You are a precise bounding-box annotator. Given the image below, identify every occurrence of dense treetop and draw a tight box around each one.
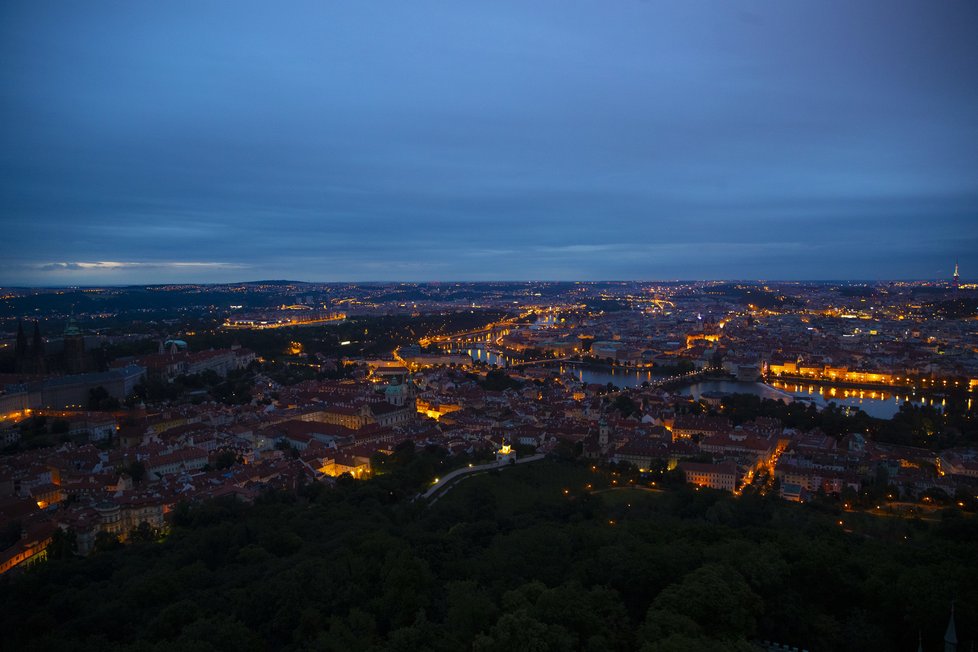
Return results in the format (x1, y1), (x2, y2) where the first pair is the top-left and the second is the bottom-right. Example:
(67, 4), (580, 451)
(2, 458), (975, 651)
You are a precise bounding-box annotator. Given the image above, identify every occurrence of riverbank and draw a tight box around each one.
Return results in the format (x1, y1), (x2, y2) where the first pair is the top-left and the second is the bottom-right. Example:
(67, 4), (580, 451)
(766, 373), (971, 396)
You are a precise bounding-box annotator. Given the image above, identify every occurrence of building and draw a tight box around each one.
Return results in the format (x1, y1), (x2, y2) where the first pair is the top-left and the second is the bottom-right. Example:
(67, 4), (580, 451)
(319, 453), (371, 479)
(679, 461), (739, 492)
(0, 523), (56, 575)
(39, 365), (146, 410)
(671, 415), (732, 441)
(62, 319), (88, 375)
(145, 448), (209, 479)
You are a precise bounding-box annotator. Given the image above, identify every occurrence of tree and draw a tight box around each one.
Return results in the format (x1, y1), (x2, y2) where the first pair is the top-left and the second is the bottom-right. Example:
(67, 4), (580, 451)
(128, 521), (155, 543)
(87, 386), (120, 411)
(92, 531), (121, 553)
(214, 450), (238, 470)
(612, 394), (638, 416)
(125, 460), (147, 485)
(46, 528), (77, 559)
(50, 419), (70, 434)
(474, 610), (575, 652)
(446, 581), (499, 641)
(482, 369), (521, 391)
(641, 563), (762, 642)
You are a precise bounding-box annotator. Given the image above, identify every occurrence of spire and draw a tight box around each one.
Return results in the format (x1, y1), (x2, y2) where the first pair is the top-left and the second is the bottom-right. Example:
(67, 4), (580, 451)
(31, 321), (44, 357)
(918, 631), (923, 652)
(945, 602), (957, 652)
(64, 316), (81, 337)
(28, 321), (46, 373)
(15, 320), (28, 359)
(953, 260), (960, 290)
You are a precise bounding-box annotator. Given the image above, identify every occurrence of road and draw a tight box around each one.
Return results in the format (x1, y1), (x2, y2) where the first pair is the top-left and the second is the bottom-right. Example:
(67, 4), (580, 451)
(419, 453), (547, 504)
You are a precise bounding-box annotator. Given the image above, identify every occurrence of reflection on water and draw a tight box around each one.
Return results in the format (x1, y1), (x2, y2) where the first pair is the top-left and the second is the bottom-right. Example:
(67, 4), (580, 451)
(466, 347), (511, 367)
(563, 366), (663, 387)
(464, 347), (664, 385)
(681, 381), (789, 403)
(531, 315), (561, 329)
(462, 347), (956, 421)
(681, 380), (948, 420)
(767, 380), (946, 419)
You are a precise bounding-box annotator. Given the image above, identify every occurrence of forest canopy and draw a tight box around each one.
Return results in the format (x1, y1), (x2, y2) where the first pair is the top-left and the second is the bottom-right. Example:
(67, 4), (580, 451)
(1, 460), (974, 651)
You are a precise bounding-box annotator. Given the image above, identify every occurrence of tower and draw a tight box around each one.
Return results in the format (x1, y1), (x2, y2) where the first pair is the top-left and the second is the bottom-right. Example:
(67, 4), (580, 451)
(63, 317), (87, 374)
(15, 321), (27, 358)
(598, 417), (610, 450)
(953, 261), (960, 290)
(385, 374), (406, 406)
(30, 321), (46, 374)
(14, 321), (29, 372)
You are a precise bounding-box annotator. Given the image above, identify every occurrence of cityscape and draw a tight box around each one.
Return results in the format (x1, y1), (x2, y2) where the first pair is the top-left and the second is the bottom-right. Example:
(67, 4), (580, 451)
(2, 1), (977, 651)
(1, 276), (975, 649)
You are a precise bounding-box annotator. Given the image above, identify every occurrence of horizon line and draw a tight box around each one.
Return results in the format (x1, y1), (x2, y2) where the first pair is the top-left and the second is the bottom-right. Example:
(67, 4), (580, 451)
(0, 278), (966, 290)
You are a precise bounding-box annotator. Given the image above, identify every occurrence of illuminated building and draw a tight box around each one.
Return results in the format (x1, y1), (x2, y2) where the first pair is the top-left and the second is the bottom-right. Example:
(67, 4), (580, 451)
(319, 454), (370, 479)
(223, 309), (345, 329)
(679, 461), (739, 492)
(0, 523), (56, 575)
(496, 440), (516, 464)
(416, 398), (462, 421)
(953, 260), (960, 290)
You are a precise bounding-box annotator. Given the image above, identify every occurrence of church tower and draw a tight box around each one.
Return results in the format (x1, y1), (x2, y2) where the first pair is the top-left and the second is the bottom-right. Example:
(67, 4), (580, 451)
(953, 261), (960, 290)
(385, 375), (406, 406)
(598, 417), (611, 450)
(63, 317), (87, 374)
(14, 321), (29, 372)
(30, 321), (46, 374)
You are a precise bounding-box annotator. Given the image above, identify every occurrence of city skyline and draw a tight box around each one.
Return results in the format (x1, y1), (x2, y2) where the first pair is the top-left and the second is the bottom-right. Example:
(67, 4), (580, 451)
(2, 1), (977, 285)
(0, 272), (971, 290)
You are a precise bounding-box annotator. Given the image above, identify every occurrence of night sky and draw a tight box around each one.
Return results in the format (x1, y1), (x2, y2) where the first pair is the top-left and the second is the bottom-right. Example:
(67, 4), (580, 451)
(2, 1), (976, 285)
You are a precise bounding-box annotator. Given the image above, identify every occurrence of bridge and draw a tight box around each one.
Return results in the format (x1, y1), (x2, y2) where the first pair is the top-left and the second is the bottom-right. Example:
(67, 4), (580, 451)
(418, 316), (524, 347)
(508, 356), (575, 367)
(651, 366), (724, 388)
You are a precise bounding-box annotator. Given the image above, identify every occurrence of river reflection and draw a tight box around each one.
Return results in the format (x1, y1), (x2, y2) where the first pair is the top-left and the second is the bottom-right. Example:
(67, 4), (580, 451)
(465, 347), (512, 367)
(462, 347), (951, 420)
(767, 380), (946, 419)
(681, 380), (945, 420)
(561, 366), (667, 387)
(465, 347), (667, 384)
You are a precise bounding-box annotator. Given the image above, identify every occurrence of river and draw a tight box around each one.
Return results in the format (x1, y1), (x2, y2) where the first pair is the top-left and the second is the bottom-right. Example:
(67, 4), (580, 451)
(463, 346), (951, 419)
(679, 380), (950, 420)
(762, 379), (951, 419)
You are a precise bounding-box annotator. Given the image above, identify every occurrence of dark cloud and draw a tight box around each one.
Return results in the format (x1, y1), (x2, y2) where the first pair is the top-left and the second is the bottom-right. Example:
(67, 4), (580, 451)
(1, 1), (976, 284)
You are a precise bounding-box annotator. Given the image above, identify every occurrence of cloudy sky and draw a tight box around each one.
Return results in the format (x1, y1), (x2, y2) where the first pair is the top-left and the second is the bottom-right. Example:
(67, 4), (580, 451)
(1, 1), (976, 285)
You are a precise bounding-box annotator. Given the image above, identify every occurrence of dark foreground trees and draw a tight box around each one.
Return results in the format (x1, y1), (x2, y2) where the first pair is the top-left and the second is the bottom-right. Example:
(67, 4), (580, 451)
(1, 461), (974, 651)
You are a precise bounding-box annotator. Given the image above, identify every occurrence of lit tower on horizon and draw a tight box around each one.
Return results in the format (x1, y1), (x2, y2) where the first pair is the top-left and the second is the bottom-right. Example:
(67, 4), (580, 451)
(953, 260), (960, 290)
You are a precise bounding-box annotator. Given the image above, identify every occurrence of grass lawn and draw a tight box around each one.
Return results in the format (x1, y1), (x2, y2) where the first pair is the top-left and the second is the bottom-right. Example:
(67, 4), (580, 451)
(595, 485), (664, 507)
(432, 459), (616, 517)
